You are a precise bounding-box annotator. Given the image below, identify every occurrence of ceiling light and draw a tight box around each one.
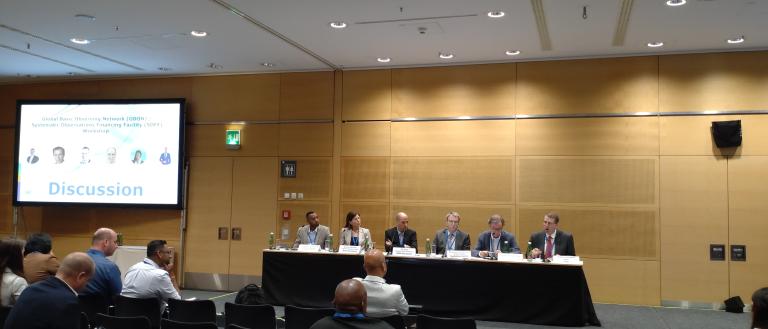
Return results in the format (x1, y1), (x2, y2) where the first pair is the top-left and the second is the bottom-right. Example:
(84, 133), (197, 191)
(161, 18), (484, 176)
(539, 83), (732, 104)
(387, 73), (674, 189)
(665, 0), (686, 6)
(329, 21), (347, 29)
(70, 38), (90, 45)
(208, 63), (223, 70)
(505, 50), (521, 56)
(74, 14), (96, 21)
(439, 52), (454, 59)
(487, 11), (505, 18)
(647, 41), (664, 48)
(261, 62), (275, 67)
(402, 117), (417, 121)
(458, 116), (472, 120)
(727, 36), (745, 44)
(377, 57), (391, 63)
(190, 30), (208, 37)
(157, 67), (171, 71)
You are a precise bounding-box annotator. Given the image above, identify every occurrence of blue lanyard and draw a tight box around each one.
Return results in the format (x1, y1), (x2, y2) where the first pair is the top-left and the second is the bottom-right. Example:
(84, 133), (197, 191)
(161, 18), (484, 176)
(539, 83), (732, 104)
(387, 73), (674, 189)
(334, 312), (365, 319)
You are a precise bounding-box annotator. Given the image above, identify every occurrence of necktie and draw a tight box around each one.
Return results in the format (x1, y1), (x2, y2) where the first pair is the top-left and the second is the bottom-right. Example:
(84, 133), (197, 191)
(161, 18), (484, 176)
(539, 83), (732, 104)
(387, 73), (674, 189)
(448, 233), (455, 251)
(545, 235), (553, 259)
(398, 232), (404, 246)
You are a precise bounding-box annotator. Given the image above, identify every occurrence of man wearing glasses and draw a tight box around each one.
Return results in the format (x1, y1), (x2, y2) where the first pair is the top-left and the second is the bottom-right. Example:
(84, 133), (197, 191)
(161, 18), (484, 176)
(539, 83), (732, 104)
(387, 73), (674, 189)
(528, 212), (575, 260)
(433, 212), (471, 255)
(121, 240), (180, 310)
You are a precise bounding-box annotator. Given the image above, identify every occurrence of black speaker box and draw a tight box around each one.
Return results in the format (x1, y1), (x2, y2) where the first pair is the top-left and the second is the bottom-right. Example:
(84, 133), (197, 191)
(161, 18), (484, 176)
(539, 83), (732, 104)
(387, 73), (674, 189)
(724, 296), (744, 313)
(711, 120), (742, 148)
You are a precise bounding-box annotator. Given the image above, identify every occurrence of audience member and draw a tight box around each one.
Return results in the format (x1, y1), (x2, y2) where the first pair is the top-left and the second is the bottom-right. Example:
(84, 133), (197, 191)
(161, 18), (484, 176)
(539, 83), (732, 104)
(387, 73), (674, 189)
(753, 287), (768, 329)
(121, 240), (180, 310)
(81, 228), (122, 304)
(309, 279), (394, 329)
(433, 212), (471, 255)
(0, 239), (27, 307)
(528, 212), (576, 259)
(384, 212), (417, 253)
(3, 252), (95, 329)
(293, 211), (331, 249)
(354, 249), (408, 317)
(23, 233), (60, 284)
(341, 211), (372, 248)
(473, 214), (520, 257)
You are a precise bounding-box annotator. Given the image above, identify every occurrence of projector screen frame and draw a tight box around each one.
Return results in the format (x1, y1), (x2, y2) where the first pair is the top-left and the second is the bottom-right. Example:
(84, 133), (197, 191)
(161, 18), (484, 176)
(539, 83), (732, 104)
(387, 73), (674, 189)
(11, 98), (187, 210)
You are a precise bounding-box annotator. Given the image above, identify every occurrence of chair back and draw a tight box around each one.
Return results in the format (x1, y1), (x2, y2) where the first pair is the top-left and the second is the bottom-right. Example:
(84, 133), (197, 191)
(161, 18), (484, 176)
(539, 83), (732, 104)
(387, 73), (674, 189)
(79, 294), (110, 328)
(227, 324), (249, 329)
(284, 305), (335, 329)
(378, 314), (406, 329)
(161, 318), (218, 329)
(167, 298), (217, 323)
(95, 313), (151, 329)
(416, 314), (476, 329)
(113, 295), (161, 329)
(0, 306), (12, 328)
(224, 302), (276, 329)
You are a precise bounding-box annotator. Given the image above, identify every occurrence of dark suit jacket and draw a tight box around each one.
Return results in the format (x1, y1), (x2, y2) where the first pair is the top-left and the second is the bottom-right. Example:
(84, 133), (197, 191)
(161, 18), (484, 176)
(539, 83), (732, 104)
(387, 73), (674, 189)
(309, 315), (394, 329)
(383, 227), (418, 252)
(433, 229), (471, 255)
(4, 276), (81, 329)
(528, 229), (576, 256)
(472, 230), (520, 257)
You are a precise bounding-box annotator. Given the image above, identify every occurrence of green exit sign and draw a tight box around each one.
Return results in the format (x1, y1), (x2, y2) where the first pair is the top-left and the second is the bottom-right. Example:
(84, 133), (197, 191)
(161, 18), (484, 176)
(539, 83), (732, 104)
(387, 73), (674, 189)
(226, 130), (241, 149)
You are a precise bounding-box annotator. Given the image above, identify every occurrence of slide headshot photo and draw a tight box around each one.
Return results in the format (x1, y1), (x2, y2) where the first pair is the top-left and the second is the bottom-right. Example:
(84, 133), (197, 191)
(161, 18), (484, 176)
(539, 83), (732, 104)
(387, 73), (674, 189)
(80, 146), (91, 164)
(131, 149), (145, 165)
(52, 146), (65, 164)
(26, 148), (39, 164)
(106, 147), (117, 164)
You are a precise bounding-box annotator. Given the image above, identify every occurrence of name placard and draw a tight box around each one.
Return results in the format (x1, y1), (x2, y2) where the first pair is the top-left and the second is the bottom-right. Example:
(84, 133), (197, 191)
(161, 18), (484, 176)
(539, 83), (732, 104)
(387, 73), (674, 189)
(338, 245), (362, 254)
(446, 250), (471, 258)
(297, 244), (321, 252)
(392, 247), (417, 256)
(551, 255), (581, 264)
(497, 253), (524, 262)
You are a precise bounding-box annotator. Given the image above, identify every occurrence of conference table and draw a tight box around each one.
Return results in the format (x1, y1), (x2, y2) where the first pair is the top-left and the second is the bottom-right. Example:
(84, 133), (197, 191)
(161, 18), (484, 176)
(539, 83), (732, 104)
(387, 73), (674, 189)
(262, 250), (601, 326)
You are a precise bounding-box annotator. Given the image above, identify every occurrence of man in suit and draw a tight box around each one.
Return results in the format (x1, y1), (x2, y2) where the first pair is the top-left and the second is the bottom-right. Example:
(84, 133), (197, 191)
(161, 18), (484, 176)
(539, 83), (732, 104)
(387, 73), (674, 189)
(4, 252), (95, 329)
(473, 214), (520, 257)
(529, 212), (576, 259)
(293, 211), (331, 249)
(25, 148), (39, 164)
(23, 232), (60, 284)
(384, 212), (417, 253)
(354, 249), (408, 317)
(433, 211), (471, 255)
(309, 279), (394, 329)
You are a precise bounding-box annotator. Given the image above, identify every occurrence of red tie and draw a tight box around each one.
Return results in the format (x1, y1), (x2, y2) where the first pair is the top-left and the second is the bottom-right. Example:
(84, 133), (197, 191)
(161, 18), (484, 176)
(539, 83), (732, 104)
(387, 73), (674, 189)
(545, 235), (553, 259)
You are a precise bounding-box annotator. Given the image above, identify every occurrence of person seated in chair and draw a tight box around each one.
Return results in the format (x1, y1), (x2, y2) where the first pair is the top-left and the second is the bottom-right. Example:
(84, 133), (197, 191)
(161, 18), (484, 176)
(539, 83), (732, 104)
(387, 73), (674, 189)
(309, 279), (394, 329)
(473, 214), (520, 258)
(121, 240), (180, 311)
(354, 250), (408, 317)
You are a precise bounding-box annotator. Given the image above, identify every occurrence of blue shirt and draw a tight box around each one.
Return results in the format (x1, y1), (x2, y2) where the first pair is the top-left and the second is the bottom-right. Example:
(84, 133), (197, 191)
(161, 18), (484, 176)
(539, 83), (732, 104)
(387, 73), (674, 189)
(81, 249), (122, 302)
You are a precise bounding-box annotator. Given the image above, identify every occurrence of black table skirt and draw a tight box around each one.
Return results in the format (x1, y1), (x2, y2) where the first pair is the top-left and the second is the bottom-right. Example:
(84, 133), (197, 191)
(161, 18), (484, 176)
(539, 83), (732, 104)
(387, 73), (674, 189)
(262, 250), (601, 326)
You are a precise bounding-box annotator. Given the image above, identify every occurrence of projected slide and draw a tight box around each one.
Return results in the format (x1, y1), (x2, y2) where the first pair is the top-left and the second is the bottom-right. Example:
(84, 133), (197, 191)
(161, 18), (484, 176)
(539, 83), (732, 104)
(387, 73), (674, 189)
(14, 100), (184, 207)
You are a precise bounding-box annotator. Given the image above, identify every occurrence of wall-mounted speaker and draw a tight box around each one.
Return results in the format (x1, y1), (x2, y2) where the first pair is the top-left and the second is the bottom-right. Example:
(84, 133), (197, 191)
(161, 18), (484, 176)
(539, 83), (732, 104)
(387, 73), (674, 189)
(711, 120), (742, 148)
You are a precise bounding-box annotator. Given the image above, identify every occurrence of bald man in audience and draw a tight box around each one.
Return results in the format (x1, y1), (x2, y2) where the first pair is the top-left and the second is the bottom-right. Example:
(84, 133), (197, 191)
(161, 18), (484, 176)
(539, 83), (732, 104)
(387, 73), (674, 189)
(354, 249), (409, 317)
(4, 252), (95, 329)
(81, 228), (122, 305)
(310, 279), (395, 329)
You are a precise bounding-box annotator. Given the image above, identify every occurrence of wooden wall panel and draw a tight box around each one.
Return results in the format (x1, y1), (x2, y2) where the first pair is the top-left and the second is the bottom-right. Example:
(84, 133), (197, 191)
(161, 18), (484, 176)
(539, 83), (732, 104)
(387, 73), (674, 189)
(517, 57), (658, 115)
(88, 208), (180, 241)
(660, 52), (768, 112)
(279, 123), (333, 156)
(519, 207), (658, 259)
(728, 156), (768, 301)
(341, 157), (389, 202)
(583, 258), (660, 305)
(187, 124), (279, 157)
(280, 72), (334, 120)
(516, 117), (659, 156)
(660, 156), (729, 302)
(660, 115), (768, 156)
(40, 207), (93, 236)
(184, 157), (232, 273)
(278, 158), (332, 201)
(342, 70), (391, 121)
(392, 64), (515, 118)
(391, 203), (516, 249)
(518, 157), (657, 206)
(96, 77), (193, 100)
(392, 158), (514, 204)
(190, 75), (280, 122)
(0, 195), (12, 233)
(230, 157), (278, 276)
(391, 121), (515, 157)
(340, 202), (390, 249)
(275, 201), (331, 247)
(0, 87), (15, 125)
(341, 122), (390, 157)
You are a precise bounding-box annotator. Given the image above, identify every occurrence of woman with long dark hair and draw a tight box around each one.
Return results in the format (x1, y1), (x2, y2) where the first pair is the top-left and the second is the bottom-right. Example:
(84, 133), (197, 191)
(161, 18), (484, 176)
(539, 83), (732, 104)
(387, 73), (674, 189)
(0, 239), (28, 306)
(340, 211), (372, 249)
(753, 287), (768, 329)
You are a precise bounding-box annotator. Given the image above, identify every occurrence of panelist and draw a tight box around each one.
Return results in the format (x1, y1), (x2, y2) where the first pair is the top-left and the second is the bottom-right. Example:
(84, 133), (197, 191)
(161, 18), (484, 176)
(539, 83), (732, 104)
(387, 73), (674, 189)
(293, 211), (330, 249)
(384, 212), (417, 253)
(340, 211), (372, 248)
(529, 212), (575, 259)
(473, 214), (520, 257)
(433, 211), (471, 255)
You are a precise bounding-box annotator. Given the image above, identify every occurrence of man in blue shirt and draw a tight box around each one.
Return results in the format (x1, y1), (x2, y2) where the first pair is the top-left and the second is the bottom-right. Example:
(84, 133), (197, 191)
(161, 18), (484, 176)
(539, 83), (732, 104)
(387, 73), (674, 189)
(80, 228), (121, 305)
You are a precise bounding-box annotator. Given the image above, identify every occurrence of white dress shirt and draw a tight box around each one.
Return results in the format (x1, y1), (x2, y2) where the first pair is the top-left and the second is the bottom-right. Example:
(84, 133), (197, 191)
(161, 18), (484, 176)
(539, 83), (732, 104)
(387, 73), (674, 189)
(1, 268), (28, 306)
(121, 258), (180, 307)
(354, 275), (409, 317)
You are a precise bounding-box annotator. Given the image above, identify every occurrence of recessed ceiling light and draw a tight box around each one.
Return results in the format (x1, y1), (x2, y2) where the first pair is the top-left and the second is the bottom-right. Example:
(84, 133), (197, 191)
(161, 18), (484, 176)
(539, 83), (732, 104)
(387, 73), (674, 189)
(402, 117), (417, 121)
(190, 30), (208, 37)
(157, 67), (171, 71)
(261, 62), (275, 67)
(329, 21), (347, 29)
(70, 37), (90, 45)
(505, 50), (521, 56)
(487, 11), (505, 18)
(208, 63), (223, 70)
(665, 0), (686, 6)
(727, 36), (745, 44)
(647, 41), (664, 48)
(377, 57), (391, 63)
(458, 116), (472, 120)
(439, 52), (454, 59)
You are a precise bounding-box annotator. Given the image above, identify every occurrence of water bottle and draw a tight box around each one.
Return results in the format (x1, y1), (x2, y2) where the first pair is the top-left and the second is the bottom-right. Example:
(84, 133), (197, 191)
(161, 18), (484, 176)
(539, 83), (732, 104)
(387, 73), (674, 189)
(327, 234), (334, 252)
(525, 241), (533, 261)
(425, 238), (432, 257)
(502, 240), (510, 253)
(268, 232), (275, 250)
